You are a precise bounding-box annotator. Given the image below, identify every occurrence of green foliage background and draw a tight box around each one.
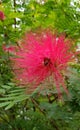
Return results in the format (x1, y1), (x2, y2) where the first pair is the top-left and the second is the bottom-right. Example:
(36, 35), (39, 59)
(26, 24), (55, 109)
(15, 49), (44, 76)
(0, 0), (80, 130)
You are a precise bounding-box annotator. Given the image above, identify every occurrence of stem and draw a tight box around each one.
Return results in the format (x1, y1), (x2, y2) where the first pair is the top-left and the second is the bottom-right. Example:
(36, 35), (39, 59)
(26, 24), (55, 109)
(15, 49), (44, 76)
(31, 98), (46, 115)
(13, 0), (16, 30)
(50, 119), (59, 130)
(47, 94), (58, 103)
(31, 98), (59, 130)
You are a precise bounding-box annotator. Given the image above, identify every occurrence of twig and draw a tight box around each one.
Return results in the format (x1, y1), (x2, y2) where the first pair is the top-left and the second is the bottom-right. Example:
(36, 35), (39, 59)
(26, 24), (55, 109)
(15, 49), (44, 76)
(31, 98), (46, 115)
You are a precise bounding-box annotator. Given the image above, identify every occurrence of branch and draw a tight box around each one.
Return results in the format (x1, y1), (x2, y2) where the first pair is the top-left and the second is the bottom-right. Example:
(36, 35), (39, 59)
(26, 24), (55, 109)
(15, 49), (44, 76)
(31, 98), (46, 115)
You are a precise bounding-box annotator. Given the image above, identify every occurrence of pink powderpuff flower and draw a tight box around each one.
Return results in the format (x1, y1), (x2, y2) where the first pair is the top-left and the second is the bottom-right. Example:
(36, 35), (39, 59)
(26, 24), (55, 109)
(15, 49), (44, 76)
(3, 44), (15, 53)
(9, 30), (75, 98)
(0, 11), (5, 21)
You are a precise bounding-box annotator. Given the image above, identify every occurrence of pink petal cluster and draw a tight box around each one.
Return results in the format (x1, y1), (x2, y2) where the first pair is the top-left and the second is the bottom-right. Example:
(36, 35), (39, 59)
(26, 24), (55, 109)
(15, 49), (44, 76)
(9, 30), (75, 97)
(0, 11), (5, 21)
(3, 45), (15, 52)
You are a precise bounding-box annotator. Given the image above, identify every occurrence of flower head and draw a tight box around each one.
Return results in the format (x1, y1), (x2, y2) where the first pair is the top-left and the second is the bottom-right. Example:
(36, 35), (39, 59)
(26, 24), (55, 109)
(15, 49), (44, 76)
(3, 44), (15, 52)
(9, 30), (75, 98)
(0, 11), (5, 21)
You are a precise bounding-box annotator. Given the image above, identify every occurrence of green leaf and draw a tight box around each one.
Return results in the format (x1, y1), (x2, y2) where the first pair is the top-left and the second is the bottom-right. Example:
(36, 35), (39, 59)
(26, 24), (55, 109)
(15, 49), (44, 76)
(1, 85), (11, 90)
(0, 102), (10, 107)
(5, 102), (15, 110)
(0, 89), (5, 94)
